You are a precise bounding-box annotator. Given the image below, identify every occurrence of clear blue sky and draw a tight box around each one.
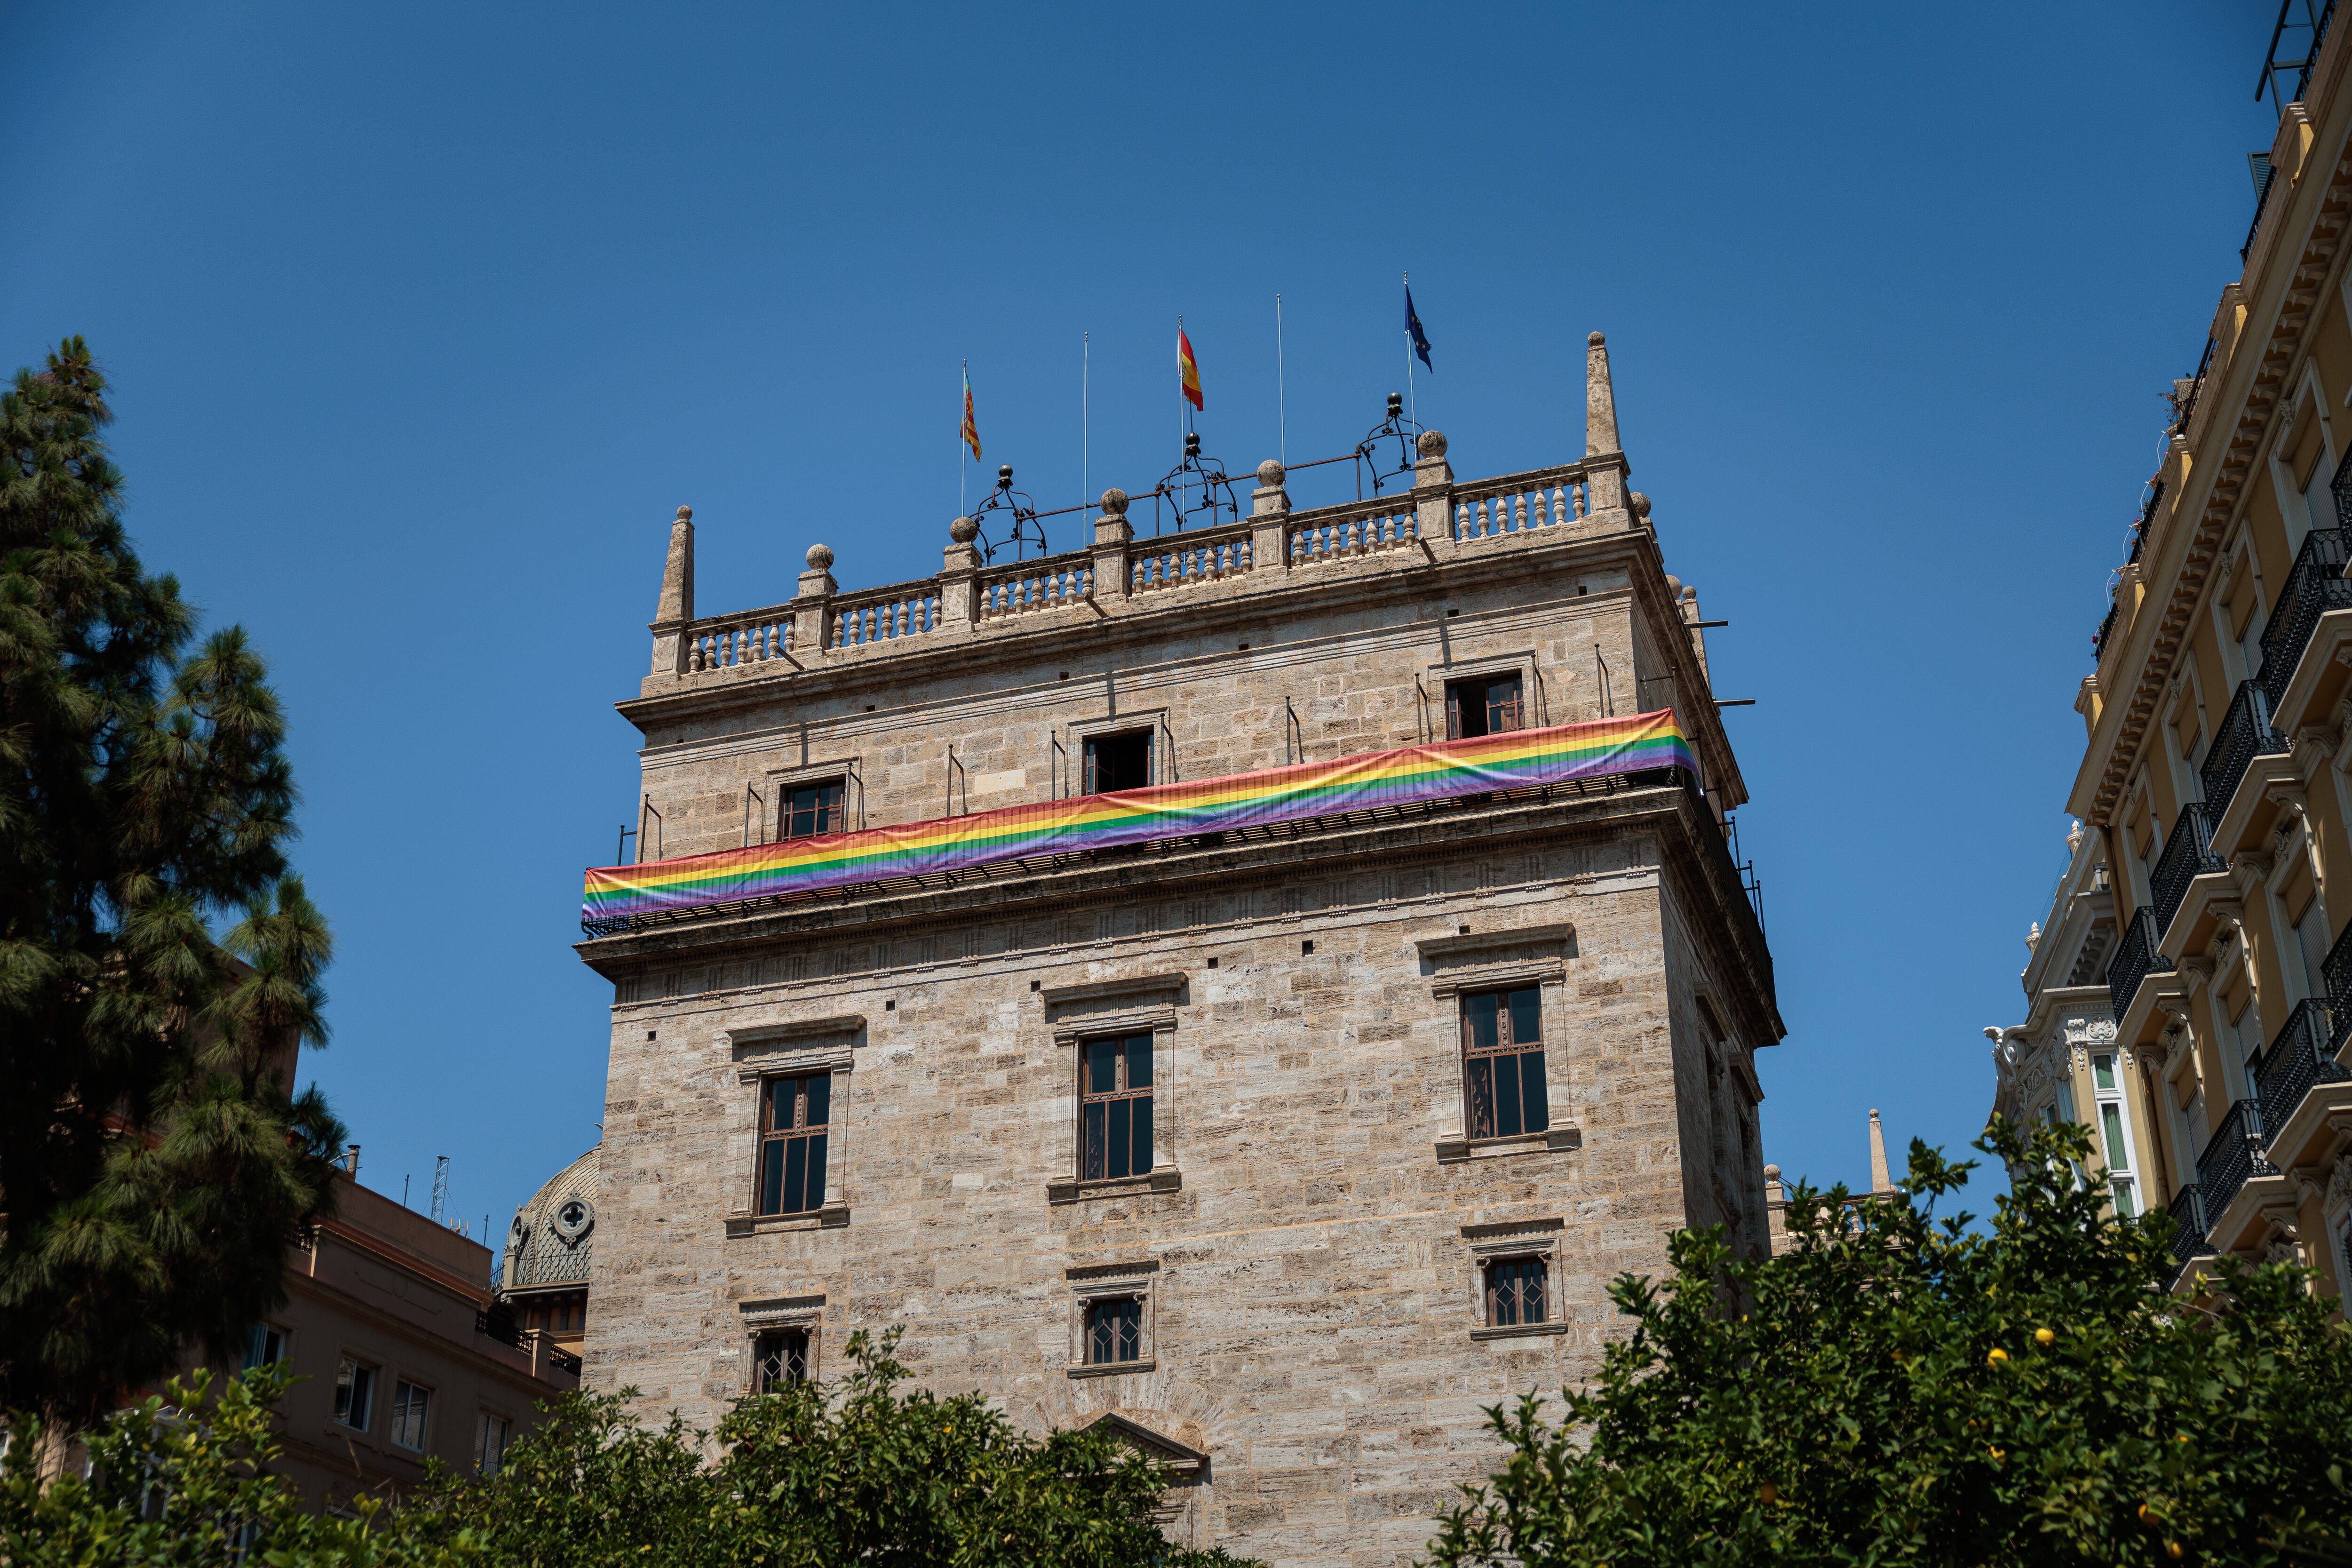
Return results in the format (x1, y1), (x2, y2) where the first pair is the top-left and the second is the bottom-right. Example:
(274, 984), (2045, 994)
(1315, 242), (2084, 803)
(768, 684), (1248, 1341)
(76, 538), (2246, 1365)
(2, 4), (2285, 1243)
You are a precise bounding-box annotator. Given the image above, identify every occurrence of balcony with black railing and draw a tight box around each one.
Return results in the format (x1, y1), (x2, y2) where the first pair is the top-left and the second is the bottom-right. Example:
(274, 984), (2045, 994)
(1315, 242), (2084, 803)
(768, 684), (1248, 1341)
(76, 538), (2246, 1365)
(2198, 680), (2288, 818)
(2256, 525), (2352, 711)
(2105, 906), (2174, 1016)
(2166, 1181), (2211, 1275)
(2323, 918), (2352, 1048)
(2193, 1097), (2274, 1225)
(2147, 803), (2225, 937)
(2254, 995), (2348, 1132)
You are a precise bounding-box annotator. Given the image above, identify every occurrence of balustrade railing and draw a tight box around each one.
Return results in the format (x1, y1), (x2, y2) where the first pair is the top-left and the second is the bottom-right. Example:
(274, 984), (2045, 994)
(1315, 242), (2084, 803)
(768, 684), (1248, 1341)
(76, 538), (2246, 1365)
(831, 582), (940, 649)
(2256, 526), (2352, 709)
(1453, 470), (1588, 541)
(2253, 995), (2347, 1132)
(691, 609), (795, 672)
(1132, 522), (1254, 591)
(2198, 680), (2287, 816)
(2105, 907), (2174, 1016)
(2193, 1097), (2273, 1224)
(978, 554), (1093, 619)
(1288, 497), (1421, 564)
(2147, 802), (2225, 937)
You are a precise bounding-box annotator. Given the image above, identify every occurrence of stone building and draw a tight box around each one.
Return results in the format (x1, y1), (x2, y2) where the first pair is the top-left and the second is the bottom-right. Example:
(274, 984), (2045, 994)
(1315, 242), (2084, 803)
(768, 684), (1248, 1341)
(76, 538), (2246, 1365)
(2050, 5), (2352, 1294)
(573, 335), (1781, 1561)
(498, 1143), (598, 1359)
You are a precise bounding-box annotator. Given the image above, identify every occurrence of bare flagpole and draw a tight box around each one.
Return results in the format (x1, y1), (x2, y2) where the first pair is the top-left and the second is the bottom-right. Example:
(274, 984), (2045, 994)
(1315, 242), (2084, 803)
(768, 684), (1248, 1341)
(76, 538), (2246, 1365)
(1082, 331), (1089, 511)
(1403, 272), (1416, 424)
(1276, 293), (1286, 466)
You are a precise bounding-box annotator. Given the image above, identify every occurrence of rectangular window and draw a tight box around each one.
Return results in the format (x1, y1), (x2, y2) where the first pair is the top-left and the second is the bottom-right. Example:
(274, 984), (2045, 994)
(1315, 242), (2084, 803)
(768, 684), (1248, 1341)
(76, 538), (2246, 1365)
(754, 1329), (810, 1392)
(2294, 895), (2329, 1001)
(1083, 730), (1152, 793)
(2091, 1051), (2137, 1219)
(1085, 1298), (1143, 1364)
(475, 1412), (511, 1475)
(243, 1323), (286, 1370)
(1445, 673), (1525, 740)
(1486, 1257), (1547, 1326)
(332, 1358), (375, 1431)
(781, 780), (845, 840)
(757, 1074), (832, 1216)
(1080, 1033), (1153, 1180)
(1463, 987), (1549, 1139)
(389, 1380), (431, 1451)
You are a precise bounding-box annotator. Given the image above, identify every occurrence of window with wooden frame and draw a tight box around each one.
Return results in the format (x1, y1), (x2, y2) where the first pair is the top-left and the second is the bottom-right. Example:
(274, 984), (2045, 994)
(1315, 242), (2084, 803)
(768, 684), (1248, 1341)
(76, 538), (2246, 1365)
(1485, 1257), (1547, 1327)
(753, 1328), (810, 1391)
(1462, 986), (1548, 1139)
(1080, 1034), (1153, 1179)
(780, 779), (846, 840)
(1083, 730), (1153, 793)
(1085, 1297), (1143, 1364)
(1445, 673), (1525, 740)
(757, 1073), (832, 1216)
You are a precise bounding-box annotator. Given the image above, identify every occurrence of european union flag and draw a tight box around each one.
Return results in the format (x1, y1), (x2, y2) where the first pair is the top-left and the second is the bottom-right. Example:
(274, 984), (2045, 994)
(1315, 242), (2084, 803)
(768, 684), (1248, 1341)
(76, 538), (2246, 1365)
(1406, 285), (1432, 371)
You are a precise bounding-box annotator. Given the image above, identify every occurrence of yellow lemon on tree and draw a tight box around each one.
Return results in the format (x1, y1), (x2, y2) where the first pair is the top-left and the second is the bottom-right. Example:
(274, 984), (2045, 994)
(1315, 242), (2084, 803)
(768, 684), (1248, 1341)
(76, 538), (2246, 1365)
(1987, 1347), (2008, 1365)
(2167, 1542), (2184, 1560)
(2034, 1328), (2055, 1346)
(2138, 1504), (2156, 1525)
(1759, 1482), (1778, 1504)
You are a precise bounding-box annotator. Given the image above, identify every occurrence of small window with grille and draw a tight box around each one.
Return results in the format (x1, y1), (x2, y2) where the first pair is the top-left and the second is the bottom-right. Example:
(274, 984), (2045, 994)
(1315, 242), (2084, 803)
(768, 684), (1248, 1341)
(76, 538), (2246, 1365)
(780, 779), (846, 840)
(757, 1074), (832, 1216)
(1080, 1033), (1153, 1180)
(1463, 986), (1548, 1139)
(1445, 673), (1524, 740)
(1083, 730), (1152, 793)
(1485, 1257), (1547, 1327)
(1085, 1298), (1143, 1365)
(754, 1328), (810, 1392)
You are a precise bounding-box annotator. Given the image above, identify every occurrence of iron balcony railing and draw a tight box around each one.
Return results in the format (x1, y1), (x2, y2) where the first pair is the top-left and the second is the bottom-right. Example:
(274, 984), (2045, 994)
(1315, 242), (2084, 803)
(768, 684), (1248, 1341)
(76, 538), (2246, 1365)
(549, 1346), (583, 1376)
(2106, 907), (2175, 1016)
(2257, 526), (2352, 710)
(2254, 995), (2348, 1131)
(475, 1308), (522, 1348)
(2193, 1097), (2275, 1225)
(2094, 596), (2122, 661)
(2166, 1181), (2211, 1274)
(2323, 918), (2352, 1048)
(2199, 680), (2288, 817)
(2147, 803), (2225, 937)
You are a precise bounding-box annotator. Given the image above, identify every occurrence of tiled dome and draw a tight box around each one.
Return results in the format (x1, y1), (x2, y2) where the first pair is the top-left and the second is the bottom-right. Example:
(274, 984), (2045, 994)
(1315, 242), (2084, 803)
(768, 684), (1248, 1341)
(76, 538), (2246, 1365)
(501, 1143), (599, 1293)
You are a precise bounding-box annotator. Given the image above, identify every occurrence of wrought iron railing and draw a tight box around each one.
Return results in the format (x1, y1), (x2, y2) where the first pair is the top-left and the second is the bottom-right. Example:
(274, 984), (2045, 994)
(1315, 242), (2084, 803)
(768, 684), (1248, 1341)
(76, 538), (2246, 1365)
(2257, 526), (2352, 709)
(475, 1308), (522, 1348)
(2253, 995), (2348, 1131)
(2193, 1097), (2274, 1224)
(2094, 595), (2122, 661)
(2199, 680), (2288, 817)
(2324, 918), (2352, 1047)
(2147, 802), (2225, 937)
(549, 1346), (583, 1376)
(2106, 907), (2174, 1016)
(2166, 1181), (2211, 1272)
(2244, 160), (2280, 263)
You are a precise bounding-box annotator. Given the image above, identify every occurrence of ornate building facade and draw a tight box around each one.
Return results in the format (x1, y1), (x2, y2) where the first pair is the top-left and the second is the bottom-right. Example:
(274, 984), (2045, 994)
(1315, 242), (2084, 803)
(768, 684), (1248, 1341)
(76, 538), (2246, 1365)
(572, 337), (1780, 1561)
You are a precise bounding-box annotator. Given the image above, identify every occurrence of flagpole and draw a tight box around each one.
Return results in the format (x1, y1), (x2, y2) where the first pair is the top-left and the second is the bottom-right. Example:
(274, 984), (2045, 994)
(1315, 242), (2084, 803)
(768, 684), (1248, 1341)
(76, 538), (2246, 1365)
(1276, 293), (1286, 466)
(1082, 331), (1089, 513)
(1403, 272), (1416, 424)
(960, 360), (967, 518)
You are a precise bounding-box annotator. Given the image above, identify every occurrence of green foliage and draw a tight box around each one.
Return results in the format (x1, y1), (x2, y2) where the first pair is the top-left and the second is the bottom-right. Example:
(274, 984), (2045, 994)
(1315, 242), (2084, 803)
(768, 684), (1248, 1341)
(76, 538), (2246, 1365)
(1428, 1119), (2352, 1567)
(0, 337), (346, 1428)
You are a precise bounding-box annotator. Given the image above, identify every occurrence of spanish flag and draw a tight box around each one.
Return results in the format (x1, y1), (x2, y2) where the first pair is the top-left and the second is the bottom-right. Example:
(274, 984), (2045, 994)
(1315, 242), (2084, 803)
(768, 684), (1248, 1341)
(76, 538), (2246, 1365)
(961, 369), (982, 461)
(1178, 326), (1204, 412)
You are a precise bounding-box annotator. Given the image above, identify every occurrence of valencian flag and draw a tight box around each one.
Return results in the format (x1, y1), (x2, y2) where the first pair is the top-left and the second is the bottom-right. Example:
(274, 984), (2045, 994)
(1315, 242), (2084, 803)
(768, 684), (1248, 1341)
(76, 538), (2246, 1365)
(1178, 325), (1204, 411)
(960, 368), (982, 460)
(1406, 284), (1432, 371)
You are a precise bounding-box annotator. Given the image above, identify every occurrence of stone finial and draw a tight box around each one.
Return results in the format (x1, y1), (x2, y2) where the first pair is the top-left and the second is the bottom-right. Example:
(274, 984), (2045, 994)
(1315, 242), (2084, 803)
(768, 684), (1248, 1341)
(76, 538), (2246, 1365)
(1763, 1163), (1781, 1182)
(1680, 585), (1696, 601)
(1252, 460), (1291, 517)
(806, 542), (835, 571)
(1629, 491), (1651, 519)
(1586, 331), (1620, 456)
(1665, 574), (1682, 597)
(797, 541), (837, 599)
(1257, 459), (1286, 487)
(1416, 430), (1447, 458)
(655, 505), (695, 626)
(1101, 488), (1130, 517)
(949, 516), (979, 544)
(1867, 1108), (1892, 1196)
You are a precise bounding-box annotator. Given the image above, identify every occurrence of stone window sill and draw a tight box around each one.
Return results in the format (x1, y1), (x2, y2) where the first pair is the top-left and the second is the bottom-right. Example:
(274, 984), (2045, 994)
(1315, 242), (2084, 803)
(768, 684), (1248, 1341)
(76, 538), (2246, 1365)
(724, 1204), (850, 1237)
(1045, 1169), (1182, 1204)
(1067, 1358), (1156, 1379)
(1435, 1128), (1581, 1163)
(1470, 1320), (1569, 1342)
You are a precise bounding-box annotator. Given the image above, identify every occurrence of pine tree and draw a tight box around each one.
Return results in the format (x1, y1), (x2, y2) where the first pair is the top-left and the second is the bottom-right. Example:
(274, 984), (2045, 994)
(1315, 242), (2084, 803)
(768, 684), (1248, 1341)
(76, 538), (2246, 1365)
(0, 336), (347, 1431)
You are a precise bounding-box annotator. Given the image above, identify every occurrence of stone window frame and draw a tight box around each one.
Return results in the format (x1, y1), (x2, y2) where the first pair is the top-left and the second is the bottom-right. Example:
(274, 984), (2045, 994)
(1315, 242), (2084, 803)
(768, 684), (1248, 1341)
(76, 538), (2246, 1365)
(1065, 1260), (1159, 1377)
(1043, 975), (1185, 1203)
(2269, 360), (2338, 548)
(1062, 708), (1172, 796)
(726, 1016), (863, 1235)
(739, 1294), (825, 1392)
(1462, 1218), (1569, 1341)
(1419, 648), (1546, 740)
(1420, 926), (1581, 1163)
(763, 757), (866, 835)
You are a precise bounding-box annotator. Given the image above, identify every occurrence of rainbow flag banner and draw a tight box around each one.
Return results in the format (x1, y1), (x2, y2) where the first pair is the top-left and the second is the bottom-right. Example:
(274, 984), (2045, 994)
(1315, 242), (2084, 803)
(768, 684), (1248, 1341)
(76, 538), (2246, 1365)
(582, 709), (1693, 924)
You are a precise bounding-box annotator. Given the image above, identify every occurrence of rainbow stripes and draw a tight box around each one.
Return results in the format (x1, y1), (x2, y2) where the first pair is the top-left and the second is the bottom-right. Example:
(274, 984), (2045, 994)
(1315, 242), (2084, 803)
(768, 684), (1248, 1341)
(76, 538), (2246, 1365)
(583, 709), (1692, 923)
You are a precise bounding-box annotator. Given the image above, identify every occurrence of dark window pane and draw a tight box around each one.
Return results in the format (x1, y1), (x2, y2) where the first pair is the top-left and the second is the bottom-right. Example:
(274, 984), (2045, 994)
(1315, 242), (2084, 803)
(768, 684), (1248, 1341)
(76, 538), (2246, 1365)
(1467, 1057), (1495, 1139)
(1487, 676), (1523, 733)
(1466, 993), (1501, 1051)
(782, 1136), (808, 1215)
(1125, 1035), (1152, 1089)
(1508, 988), (1542, 1045)
(1520, 1051), (1549, 1134)
(1495, 1053), (1523, 1138)
(804, 1074), (830, 1129)
(1084, 1103), (1106, 1179)
(1131, 1096), (1152, 1173)
(1087, 1038), (1118, 1095)
(1086, 732), (1152, 792)
(803, 1133), (827, 1208)
(766, 1078), (791, 1132)
(1108, 1096), (1132, 1178)
(1117, 1301), (1141, 1361)
(759, 1138), (784, 1215)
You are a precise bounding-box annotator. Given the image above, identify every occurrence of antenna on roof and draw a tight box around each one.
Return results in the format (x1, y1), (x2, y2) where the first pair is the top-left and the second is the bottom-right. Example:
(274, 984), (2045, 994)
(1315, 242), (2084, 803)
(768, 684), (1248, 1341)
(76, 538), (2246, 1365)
(431, 1155), (450, 1222)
